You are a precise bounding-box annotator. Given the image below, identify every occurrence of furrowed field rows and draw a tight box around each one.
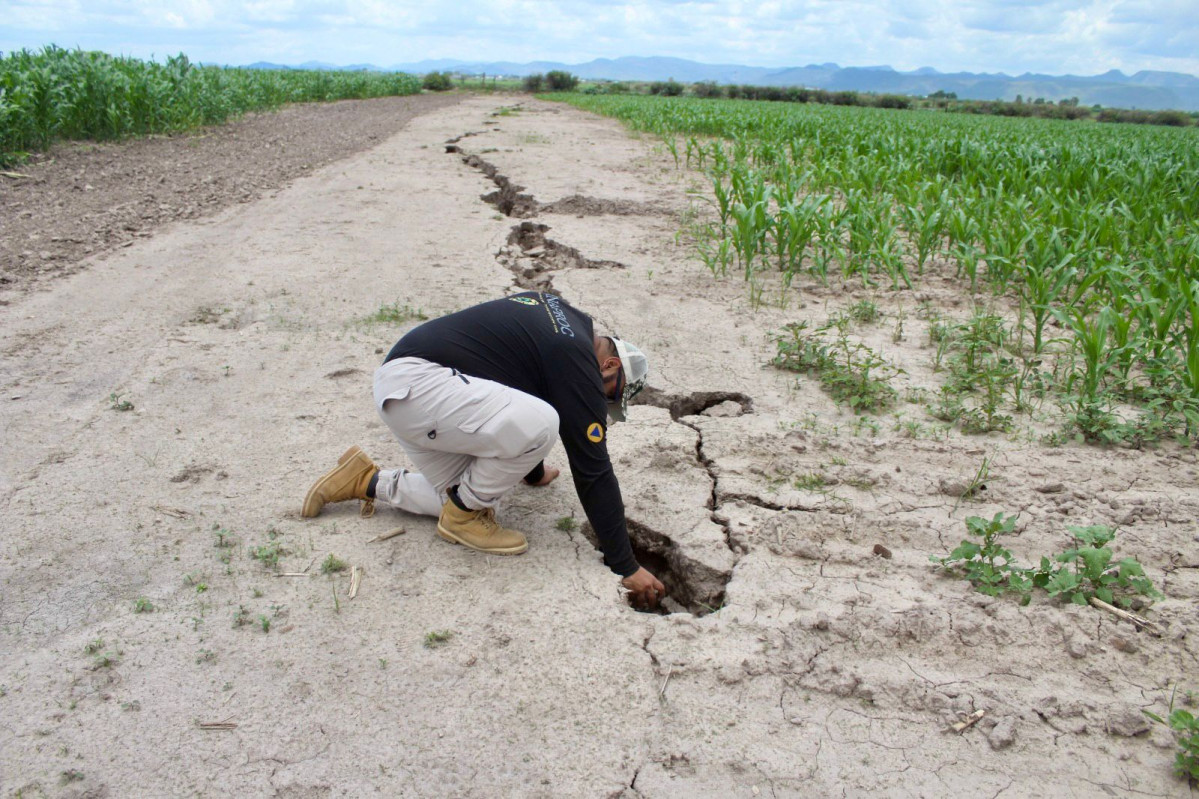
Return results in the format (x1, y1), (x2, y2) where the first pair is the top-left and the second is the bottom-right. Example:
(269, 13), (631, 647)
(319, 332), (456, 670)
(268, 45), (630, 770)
(558, 93), (1199, 445)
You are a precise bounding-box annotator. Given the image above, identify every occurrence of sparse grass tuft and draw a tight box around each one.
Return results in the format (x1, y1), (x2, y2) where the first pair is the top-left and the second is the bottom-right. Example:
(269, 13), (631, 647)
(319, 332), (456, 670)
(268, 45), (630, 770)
(555, 516), (577, 532)
(133, 597), (154, 613)
(423, 630), (454, 648)
(360, 302), (427, 326)
(321, 553), (348, 574)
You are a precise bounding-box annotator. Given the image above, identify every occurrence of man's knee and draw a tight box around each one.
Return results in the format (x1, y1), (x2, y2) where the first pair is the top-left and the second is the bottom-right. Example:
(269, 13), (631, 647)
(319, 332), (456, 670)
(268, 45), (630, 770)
(490, 398), (557, 460)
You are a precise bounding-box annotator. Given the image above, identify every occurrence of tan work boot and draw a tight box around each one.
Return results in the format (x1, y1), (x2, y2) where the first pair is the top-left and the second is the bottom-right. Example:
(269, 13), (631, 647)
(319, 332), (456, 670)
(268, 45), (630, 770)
(301, 446), (378, 518)
(436, 500), (528, 555)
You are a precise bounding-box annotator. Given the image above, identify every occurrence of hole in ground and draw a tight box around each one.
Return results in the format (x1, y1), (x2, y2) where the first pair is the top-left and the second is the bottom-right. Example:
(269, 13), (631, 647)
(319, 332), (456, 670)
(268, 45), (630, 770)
(582, 519), (731, 616)
(634, 388), (754, 420)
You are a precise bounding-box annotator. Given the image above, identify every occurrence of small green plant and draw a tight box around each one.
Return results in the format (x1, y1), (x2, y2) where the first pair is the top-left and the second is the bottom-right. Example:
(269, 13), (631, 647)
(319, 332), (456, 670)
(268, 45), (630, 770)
(423, 630), (454, 648)
(554, 516), (577, 532)
(793, 472), (830, 491)
(212, 524), (235, 549)
(133, 597), (153, 613)
(258, 615), (271, 633)
(1036, 524), (1163, 608)
(92, 651), (119, 670)
(321, 553), (348, 574)
(196, 649), (216, 664)
(232, 605), (251, 628)
(1144, 687), (1199, 785)
(108, 392), (134, 411)
(848, 299), (880, 324)
(360, 302), (427, 326)
(932, 513), (1032, 603)
(772, 322), (899, 412)
(60, 769), (85, 785)
(249, 530), (285, 570)
(84, 638), (105, 655)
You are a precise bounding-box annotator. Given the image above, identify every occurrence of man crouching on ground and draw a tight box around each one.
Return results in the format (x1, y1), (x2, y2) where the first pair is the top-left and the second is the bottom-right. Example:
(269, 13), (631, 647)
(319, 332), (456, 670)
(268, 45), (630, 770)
(301, 290), (667, 609)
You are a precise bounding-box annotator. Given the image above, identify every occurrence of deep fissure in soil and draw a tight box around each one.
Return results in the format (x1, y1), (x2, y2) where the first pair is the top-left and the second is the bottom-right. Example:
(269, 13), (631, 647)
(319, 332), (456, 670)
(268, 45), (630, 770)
(451, 151), (539, 217)
(583, 519), (730, 616)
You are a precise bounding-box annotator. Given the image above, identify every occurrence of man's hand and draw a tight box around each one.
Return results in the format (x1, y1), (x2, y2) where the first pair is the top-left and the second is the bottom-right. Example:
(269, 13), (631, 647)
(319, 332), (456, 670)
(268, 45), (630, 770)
(622, 567), (667, 610)
(525, 466), (560, 487)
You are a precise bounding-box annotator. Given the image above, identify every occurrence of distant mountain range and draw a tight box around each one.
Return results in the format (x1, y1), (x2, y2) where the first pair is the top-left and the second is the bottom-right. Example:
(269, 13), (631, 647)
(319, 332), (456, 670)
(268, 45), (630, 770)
(241, 56), (1199, 112)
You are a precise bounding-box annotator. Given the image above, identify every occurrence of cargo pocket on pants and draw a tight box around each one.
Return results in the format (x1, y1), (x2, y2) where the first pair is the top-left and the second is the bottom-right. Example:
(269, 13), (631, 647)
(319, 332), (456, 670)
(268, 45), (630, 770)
(456, 389), (512, 434)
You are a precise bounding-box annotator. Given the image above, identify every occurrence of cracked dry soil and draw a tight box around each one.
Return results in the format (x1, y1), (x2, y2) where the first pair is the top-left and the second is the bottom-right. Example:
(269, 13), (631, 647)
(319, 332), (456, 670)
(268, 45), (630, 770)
(2, 95), (1198, 798)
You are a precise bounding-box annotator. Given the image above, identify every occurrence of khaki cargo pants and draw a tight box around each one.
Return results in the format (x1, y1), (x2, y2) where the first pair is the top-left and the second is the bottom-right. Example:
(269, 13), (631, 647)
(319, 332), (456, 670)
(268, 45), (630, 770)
(371, 357), (559, 514)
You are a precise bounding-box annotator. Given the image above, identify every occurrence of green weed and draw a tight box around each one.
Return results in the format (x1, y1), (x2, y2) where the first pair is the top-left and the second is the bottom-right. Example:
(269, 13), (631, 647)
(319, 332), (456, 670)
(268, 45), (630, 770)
(108, 392), (134, 412)
(321, 553), (348, 574)
(249, 530), (285, 570)
(360, 301), (427, 326)
(423, 630), (454, 648)
(1144, 687), (1199, 785)
(932, 513), (1032, 603)
(1035, 524), (1163, 608)
(772, 322), (899, 412)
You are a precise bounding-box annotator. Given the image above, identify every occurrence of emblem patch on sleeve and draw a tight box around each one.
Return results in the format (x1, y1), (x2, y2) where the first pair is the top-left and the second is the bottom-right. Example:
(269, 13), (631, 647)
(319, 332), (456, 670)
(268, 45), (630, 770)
(586, 422), (605, 443)
(509, 296), (539, 306)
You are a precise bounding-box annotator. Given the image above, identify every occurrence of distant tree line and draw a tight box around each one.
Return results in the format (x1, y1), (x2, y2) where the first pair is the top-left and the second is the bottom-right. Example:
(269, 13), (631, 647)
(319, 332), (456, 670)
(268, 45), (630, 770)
(425, 68), (1195, 128)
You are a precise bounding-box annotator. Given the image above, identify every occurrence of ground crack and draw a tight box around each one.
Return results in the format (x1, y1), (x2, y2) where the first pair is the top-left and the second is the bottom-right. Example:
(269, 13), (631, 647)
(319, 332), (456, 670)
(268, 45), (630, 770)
(449, 148), (539, 217)
(496, 221), (626, 292)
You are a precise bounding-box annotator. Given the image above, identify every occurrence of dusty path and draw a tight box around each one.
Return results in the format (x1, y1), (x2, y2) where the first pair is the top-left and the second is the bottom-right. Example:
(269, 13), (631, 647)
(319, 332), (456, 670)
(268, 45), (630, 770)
(1, 95), (1197, 797)
(0, 93), (462, 295)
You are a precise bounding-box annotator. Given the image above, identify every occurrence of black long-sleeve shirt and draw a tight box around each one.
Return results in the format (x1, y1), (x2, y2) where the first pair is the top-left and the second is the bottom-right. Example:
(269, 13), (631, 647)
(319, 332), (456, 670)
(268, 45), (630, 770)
(385, 292), (638, 577)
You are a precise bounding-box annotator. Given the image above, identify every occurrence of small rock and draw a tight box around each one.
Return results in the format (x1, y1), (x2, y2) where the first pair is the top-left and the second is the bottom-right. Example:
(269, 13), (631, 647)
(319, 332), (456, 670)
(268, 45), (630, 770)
(1035, 482), (1066, 493)
(813, 613), (830, 631)
(1110, 636), (1138, 654)
(1107, 706), (1151, 737)
(872, 544), (893, 559)
(1065, 635), (1088, 659)
(987, 717), (1017, 750)
(938, 478), (972, 497)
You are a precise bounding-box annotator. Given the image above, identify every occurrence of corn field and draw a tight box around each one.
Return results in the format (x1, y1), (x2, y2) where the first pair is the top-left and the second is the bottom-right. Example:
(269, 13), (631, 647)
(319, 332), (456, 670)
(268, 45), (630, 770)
(0, 46), (422, 165)
(559, 94), (1199, 441)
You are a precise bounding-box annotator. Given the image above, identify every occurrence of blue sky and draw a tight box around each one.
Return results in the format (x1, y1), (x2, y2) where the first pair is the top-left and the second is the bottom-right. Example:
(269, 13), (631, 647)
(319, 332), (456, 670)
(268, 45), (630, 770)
(2, 0), (1197, 76)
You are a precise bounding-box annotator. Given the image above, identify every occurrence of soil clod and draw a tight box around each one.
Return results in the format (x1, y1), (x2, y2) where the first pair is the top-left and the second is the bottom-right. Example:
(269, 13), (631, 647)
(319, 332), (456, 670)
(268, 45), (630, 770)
(635, 388), (754, 420)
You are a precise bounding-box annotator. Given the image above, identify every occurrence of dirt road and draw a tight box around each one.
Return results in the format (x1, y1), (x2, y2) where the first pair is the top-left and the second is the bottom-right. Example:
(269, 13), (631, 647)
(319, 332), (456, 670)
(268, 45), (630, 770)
(2, 95), (1196, 797)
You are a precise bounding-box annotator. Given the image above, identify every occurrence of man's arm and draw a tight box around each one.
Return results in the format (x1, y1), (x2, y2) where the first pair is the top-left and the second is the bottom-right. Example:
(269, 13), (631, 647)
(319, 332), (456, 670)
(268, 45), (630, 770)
(550, 379), (639, 577)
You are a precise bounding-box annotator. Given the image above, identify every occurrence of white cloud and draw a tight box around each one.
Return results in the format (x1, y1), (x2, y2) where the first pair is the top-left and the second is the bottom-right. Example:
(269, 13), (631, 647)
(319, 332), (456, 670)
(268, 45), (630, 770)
(1, 0), (1195, 76)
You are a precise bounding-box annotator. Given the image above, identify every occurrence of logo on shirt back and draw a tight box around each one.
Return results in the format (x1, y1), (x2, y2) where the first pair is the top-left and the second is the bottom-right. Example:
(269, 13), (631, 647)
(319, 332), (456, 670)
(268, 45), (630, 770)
(509, 297), (539, 306)
(586, 423), (604, 443)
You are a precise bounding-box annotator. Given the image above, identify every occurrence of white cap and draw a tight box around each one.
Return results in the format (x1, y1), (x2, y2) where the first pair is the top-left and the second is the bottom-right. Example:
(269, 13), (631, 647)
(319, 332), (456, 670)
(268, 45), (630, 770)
(607, 337), (649, 422)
